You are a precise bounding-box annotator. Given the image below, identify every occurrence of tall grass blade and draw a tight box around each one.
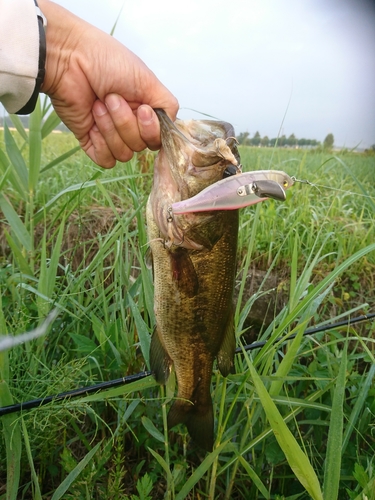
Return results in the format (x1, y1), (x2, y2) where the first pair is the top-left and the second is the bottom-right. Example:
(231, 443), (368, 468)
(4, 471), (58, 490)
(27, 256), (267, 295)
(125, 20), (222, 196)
(35, 173), (147, 219)
(247, 358), (323, 500)
(4, 122), (28, 190)
(0, 192), (31, 251)
(21, 419), (42, 500)
(258, 242), (375, 359)
(334, 155), (375, 211)
(50, 441), (102, 500)
(237, 455), (270, 498)
(175, 441), (229, 500)
(323, 343), (347, 499)
(0, 381), (22, 500)
(28, 97), (42, 192)
(9, 114), (28, 142)
(3, 228), (33, 275)
(269, 323), (305, 397)
(40, 145), (81, 173)
(127, 293), (151, 369)
(342, 363), (375, 454)
(0, 149), (26, 199)
(41, 110), (61, 139)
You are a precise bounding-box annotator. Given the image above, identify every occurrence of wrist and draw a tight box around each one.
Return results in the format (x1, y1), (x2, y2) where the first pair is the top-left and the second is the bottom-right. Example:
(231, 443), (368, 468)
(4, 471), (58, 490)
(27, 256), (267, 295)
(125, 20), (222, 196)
(38, 0), (83, 96)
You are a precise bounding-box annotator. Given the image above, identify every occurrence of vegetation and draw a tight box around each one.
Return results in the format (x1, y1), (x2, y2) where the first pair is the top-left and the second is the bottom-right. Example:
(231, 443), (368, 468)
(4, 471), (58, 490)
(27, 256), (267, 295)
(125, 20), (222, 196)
(237, 130), (321, 148)
(323, 133), (335, 150)
(0, 99), (374, 499)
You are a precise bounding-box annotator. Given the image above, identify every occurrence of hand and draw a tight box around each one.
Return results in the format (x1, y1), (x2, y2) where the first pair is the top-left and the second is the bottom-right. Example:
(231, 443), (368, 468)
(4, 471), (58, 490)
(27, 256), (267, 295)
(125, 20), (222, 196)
(38, 0), (179, 168)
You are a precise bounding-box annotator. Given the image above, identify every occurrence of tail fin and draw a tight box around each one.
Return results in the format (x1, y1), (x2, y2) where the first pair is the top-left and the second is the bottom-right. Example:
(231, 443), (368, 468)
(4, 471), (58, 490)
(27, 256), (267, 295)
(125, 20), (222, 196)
(167, 399), (214, 452)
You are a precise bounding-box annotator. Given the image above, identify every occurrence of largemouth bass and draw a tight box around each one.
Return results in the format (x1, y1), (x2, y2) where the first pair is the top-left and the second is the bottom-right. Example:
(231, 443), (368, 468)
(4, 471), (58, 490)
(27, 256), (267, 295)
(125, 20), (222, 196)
(146, 109), (240, 451)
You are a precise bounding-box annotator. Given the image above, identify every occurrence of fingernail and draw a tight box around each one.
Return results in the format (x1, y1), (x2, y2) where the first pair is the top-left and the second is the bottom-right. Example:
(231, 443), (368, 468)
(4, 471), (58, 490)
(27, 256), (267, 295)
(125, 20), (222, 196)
(94, 101), (107, 117)
(138, 105), (154, 124)
(105, 94), (121, 111)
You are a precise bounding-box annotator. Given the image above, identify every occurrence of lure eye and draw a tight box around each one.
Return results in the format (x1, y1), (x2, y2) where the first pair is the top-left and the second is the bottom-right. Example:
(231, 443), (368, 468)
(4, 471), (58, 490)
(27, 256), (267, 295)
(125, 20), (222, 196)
(283, 180), (289, 188)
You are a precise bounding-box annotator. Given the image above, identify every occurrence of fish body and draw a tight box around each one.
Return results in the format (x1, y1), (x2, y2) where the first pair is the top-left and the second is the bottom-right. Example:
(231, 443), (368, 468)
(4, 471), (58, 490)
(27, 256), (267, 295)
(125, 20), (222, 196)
(146, 110), (240, 451)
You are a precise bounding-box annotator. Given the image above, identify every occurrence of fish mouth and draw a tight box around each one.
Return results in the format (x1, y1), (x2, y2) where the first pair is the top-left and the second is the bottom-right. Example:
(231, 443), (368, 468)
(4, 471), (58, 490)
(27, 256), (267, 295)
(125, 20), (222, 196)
(154, 109), (239, 171)
(150, 109), (241, 249)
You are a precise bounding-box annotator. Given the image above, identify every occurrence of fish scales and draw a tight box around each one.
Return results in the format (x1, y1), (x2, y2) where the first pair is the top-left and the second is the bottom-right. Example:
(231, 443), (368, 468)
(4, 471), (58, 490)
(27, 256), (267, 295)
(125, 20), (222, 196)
(146, 109), (240, 451)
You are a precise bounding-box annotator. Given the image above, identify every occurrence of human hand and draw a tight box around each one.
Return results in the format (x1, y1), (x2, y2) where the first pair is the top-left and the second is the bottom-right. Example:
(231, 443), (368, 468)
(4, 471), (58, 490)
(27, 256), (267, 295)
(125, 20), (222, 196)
(38, 0), (179, 168)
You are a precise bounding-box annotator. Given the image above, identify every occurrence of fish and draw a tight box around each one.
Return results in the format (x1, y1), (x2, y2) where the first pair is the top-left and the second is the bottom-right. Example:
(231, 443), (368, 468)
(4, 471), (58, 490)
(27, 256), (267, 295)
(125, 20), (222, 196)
(146, 109), (241, 451)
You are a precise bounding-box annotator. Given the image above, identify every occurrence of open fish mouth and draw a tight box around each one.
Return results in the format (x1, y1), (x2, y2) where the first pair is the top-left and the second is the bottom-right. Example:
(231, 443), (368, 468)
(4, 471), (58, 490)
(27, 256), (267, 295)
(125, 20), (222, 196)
(149, 109), (241, 250)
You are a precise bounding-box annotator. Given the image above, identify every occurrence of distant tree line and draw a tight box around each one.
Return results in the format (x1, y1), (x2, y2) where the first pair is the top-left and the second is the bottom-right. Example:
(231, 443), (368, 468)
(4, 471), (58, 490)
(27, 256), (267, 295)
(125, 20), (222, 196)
(237, 130), (335, 149)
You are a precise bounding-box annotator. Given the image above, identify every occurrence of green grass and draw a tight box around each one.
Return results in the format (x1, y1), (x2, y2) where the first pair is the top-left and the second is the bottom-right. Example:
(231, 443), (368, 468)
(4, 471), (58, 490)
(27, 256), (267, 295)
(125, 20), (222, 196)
(0, 98), (374, 499)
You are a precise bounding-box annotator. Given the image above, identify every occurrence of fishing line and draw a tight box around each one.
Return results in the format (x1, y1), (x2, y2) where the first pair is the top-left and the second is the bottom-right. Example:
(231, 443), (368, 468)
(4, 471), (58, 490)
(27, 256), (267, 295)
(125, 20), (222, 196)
(291, 176), (374, 200)
(308, 184), (374, 199)
(0, 312), (373, 417)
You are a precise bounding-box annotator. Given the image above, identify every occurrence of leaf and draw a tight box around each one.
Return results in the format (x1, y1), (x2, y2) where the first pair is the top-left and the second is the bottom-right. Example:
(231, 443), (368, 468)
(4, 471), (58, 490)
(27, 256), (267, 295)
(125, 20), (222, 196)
(21, 419), (42, 500)
(28, 97), (42, 192)
(237, 455), (270, 498)
(9, 114), (28, 141)
(34, 173), (147, 222)
(0, 380), (22, 500)
(342, 363), (375, 454)
(40, 145), (81, 173)
(41, 110), (62, 139)
(51, 441), (102, 500)
(147, 447), (173, 483)
(0, 192), (31, 251)
(127, 293), (151, 369)
(248, 359), (323, 500)
(3, 228), (33, 275)
(0, 149), (26, 199)
(175, 441), (229, 500)
(141, 416), (165, 443)
(269, 323), (306, 397)
(4, 122), (28, 190)
(323, 343), (347, 500)
(68, 333), (98, 356)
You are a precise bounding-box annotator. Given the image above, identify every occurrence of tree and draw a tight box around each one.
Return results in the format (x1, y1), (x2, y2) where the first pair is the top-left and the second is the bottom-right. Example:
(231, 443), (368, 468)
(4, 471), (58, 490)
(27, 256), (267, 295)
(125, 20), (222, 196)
(251, 131), (261, 146)
(287, 133), (297, 147)
(237, 131), (250, 145)
(278, 134), (287, 147)
(323, 133), (334, 150)
(261, 135), (269, 147)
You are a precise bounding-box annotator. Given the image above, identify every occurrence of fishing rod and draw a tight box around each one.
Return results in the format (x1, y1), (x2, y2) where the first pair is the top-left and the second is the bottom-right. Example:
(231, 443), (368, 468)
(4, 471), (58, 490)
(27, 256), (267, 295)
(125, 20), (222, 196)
(0, 312), (374, 417)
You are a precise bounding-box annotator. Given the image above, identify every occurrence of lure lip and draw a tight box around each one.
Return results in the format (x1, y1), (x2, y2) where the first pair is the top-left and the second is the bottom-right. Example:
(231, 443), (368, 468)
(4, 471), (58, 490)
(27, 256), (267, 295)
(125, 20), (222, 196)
(171, 170), (294, 214)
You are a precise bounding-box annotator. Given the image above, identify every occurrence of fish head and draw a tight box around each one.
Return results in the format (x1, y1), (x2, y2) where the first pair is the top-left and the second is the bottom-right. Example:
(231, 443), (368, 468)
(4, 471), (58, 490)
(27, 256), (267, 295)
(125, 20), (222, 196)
(149, 110), (241, 249)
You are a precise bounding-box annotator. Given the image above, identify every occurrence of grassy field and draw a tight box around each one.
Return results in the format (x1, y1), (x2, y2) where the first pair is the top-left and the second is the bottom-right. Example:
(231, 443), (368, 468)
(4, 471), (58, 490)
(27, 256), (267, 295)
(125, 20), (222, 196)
(0, 101), (374, 499)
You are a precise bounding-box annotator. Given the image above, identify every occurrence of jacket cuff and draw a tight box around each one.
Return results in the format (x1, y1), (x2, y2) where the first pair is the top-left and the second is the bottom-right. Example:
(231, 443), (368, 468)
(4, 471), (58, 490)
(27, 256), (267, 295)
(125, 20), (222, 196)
(17, 1), (47, 115)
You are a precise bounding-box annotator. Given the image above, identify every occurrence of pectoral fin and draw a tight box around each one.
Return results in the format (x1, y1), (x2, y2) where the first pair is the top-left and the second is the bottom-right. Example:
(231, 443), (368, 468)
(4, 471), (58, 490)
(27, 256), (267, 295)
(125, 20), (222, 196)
(170, 248), (199, 297)
(217, 309), (236, 376)
(150, 327), (172, 384)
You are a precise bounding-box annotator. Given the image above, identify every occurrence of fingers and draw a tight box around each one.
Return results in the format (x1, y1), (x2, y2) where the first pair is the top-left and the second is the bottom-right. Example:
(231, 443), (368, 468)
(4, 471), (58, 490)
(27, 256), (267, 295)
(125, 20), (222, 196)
(81, 125), (117, 168)
(92, 95), (145, 162)
(89, 94), (179, 167)
(137, 105), (161, 150)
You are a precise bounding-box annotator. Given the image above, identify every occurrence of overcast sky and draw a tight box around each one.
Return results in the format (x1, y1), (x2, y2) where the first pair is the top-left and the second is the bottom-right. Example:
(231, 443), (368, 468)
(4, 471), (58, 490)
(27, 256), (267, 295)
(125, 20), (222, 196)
(53, 1), (375, 148)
